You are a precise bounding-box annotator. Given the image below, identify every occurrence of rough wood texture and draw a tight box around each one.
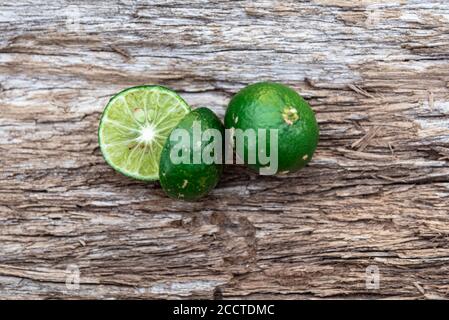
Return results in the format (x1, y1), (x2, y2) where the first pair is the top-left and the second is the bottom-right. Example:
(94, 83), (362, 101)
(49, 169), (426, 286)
(1, 0), (449, 299)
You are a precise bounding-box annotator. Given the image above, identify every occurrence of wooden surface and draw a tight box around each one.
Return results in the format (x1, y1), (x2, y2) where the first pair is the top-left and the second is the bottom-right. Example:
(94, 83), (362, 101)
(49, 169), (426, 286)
(1, 0), (449, 299)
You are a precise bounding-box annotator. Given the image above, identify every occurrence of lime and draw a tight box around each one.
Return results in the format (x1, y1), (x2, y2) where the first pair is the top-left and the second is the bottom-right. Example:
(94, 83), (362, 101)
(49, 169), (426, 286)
(98, 85), (190, 181)
(224, 82), (319, 174)
(159, 107), (224, 200)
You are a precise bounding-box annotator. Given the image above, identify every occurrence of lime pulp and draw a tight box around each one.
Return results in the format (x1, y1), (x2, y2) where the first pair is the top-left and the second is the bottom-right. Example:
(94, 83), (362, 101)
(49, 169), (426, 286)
(98, 85), (190, 181)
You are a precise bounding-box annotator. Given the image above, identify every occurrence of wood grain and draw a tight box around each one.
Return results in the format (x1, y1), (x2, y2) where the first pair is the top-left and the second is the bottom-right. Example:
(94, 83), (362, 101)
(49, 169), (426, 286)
(1, 0), (448, 299)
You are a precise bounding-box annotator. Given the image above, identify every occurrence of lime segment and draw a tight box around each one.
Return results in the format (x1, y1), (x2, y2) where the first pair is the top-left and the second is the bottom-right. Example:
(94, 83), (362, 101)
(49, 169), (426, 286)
(98, 86), (190, 181)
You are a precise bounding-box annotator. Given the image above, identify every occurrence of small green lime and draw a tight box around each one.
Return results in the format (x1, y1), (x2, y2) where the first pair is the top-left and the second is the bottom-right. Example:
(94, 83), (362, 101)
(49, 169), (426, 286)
(224, 82), (319, 174)
(98, 85), (190, 181)
(159, 108), (224, 200)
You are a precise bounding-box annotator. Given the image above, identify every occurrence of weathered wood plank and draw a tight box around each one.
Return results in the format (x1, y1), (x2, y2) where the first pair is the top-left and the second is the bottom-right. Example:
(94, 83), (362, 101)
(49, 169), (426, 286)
(0, 0), (448, 299)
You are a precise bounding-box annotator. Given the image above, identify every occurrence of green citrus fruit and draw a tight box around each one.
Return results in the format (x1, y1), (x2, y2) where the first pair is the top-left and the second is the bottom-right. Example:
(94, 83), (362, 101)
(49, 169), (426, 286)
(98, 85), (190, 181)
(224, 82), (319, 174)
(159, 107), (224, 200)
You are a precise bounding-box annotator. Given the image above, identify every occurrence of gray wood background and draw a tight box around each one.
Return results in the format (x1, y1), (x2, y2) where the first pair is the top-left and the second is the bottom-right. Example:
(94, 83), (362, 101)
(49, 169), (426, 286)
(1, 0), (449, 299)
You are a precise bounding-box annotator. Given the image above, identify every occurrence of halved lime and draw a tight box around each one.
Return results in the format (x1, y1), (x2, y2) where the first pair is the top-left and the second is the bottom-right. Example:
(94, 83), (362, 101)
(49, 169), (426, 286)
(98, 85), (191, 181)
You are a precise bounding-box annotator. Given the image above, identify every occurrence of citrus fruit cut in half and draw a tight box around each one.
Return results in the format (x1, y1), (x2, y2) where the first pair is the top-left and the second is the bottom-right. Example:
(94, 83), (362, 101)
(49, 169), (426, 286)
(98, 85), (191, 181)
(159, 107), (224, 201)
(224, 82), (319, 175)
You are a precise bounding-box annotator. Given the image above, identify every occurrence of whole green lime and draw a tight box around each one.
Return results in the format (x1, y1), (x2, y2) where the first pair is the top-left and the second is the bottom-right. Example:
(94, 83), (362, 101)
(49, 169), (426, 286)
(159, 107), (224, 200)
(224, 82), (319, 174)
